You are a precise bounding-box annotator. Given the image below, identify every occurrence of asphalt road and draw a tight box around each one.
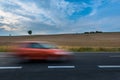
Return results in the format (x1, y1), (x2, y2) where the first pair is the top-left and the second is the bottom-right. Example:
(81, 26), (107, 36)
(0, 52), (120, 80)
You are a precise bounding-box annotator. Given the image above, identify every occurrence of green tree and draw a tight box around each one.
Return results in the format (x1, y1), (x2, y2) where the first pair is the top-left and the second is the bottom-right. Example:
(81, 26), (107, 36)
(28, 30), (32, 35)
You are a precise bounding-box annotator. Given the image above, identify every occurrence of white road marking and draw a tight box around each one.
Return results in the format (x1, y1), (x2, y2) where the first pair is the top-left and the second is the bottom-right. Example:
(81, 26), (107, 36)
(109, 55), (120, 58)
(98, 65), (120, 68)
(0, 66), (22, 69)
(48, 66), (75, 69)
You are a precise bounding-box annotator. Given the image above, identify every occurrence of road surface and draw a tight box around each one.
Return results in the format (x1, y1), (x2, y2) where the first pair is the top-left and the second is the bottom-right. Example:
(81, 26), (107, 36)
(0, 52), (120, 80)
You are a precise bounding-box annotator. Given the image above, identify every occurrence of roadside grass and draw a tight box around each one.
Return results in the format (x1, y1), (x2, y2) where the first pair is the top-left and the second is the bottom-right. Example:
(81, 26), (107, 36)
(59, 46), (120, 52)
(0, 46), (11, 52)
(0, 45), (120, 52)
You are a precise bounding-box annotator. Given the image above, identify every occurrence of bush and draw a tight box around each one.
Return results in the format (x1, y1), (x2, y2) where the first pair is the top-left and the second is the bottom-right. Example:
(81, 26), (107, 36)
(90, 31), (95, 34)
(84, 32), (90, 34)
(84, 31), (103, 34)
(96, 31), (103, 33)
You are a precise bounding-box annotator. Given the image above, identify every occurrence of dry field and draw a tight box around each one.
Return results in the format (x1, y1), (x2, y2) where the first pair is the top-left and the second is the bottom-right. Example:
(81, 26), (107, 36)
(0, 32), (120, 48)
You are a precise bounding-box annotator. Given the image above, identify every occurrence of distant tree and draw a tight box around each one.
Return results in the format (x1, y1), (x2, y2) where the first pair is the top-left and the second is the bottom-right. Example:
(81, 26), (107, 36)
(28, 30), (32, 35)
(84, 32), (89, 34)
(90, 31), (95, 34)
(96, 31), (103, 33)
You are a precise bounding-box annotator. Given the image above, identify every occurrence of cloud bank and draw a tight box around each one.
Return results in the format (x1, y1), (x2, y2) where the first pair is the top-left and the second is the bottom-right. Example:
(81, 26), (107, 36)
(0, 0), (120, 35)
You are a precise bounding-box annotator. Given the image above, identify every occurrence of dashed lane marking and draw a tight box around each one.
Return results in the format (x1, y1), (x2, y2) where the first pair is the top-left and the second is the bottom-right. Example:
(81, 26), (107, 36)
(48, 66), (75, 69)
(0, 66), (22, 69)
(98, 65), (120, 68)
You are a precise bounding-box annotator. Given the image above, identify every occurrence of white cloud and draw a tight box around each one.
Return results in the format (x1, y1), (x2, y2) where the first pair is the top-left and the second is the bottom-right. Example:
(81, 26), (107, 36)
(89, 9), (97, 16)
(72, 15), (120, 33)
(0, 10), (32, 24)
(0, 0), (103, 28)
(0, 0), (119, 35)
(0, 10), (19, 24)
(0, 25), (18, 31)
(11, 0), (42, 14)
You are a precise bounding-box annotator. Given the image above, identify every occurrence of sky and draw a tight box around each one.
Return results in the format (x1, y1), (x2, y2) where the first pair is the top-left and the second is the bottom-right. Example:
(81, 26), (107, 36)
(0, 0), (120, 36)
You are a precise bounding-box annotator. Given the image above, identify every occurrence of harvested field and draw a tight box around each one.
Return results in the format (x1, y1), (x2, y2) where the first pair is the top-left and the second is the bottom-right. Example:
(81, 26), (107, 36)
(0, 32), (120, 47)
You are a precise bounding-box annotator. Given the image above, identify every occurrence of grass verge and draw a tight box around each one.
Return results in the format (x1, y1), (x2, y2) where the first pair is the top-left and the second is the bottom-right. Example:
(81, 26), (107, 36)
(0, 46), (11, 52)
(0, 46), (120, 52)
(59, 46), (120, 52)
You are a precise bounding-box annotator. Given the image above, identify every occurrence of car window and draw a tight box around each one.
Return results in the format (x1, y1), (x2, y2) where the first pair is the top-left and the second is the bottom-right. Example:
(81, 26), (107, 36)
(27, 43), (58, 49)
(39, 43), (58, 49)
(28, 43), (43, 48)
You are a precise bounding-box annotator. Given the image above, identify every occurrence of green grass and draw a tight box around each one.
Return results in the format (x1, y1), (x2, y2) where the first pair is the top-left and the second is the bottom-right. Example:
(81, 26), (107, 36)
(0, 46), (120, 52)
(0, 46), (11, 52)
(59, 46), (120, 52)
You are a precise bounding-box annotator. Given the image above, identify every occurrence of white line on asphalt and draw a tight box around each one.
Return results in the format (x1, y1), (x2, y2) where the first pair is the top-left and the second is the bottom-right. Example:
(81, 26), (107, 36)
(98, 65), (120, 68)
(48, 66), (75, 69)
(0, 66), (22, 69)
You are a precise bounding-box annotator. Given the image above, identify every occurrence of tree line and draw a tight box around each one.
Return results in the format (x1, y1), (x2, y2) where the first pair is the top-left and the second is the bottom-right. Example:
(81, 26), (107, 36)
(84, 31), (103, 34)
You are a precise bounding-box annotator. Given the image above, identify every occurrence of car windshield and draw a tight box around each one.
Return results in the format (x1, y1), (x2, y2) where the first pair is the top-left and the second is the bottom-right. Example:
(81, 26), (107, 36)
(28, 43), (58, 49)
(39, 43), (58, 49)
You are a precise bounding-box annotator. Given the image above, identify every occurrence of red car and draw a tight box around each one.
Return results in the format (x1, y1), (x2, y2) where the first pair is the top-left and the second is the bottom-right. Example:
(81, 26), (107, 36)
(11, 41), (73, 61)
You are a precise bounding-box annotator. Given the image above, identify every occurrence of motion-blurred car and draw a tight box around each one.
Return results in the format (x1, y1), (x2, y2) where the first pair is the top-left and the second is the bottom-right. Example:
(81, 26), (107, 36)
(11, 41), (73, 61)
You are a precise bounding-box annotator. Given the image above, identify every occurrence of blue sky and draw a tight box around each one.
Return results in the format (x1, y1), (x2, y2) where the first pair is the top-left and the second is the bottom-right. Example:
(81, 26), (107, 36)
(0, 0), (120, 36)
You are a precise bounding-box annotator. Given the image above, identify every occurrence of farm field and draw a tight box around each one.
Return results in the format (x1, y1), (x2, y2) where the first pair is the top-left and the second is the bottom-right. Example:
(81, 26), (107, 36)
(0, 32), (120, 47)
(0, 32), (120, 52)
